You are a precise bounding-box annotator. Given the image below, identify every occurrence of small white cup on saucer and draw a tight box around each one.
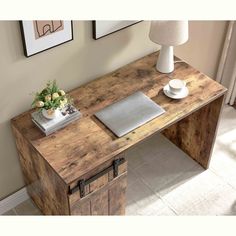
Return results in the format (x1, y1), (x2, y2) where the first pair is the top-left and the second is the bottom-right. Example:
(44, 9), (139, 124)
(168, 79), (186, 94)
(163, 79), (189, 99)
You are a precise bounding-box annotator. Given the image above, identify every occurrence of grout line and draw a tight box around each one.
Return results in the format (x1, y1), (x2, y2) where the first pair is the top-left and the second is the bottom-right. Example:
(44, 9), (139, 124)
(127, 167), (177, 215)
(132, 163), (206, 216)
(158, 195), (179, 215)
(14, 207), (20, 215)
(131, 169), (179, 215)
(12, 208), (18, 215)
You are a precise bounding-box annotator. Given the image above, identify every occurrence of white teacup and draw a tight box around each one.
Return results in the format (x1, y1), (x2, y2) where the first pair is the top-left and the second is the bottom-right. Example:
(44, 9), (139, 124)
(168, 79), (186, 94)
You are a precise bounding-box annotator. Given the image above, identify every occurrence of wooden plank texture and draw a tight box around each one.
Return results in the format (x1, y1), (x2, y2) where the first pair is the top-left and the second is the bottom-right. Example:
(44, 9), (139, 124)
(69, 161), (127, 205)
(162, 95), (225, 168)
(70, 173), (127, 215)
(12, 126), (70, 215)
(69, 161), (127, 215)
(11, 51), (227, 185)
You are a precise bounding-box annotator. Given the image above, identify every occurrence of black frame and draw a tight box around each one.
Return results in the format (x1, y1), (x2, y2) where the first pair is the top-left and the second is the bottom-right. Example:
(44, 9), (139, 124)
(20, 21), (74, 57)
(92, 21), (141, 40)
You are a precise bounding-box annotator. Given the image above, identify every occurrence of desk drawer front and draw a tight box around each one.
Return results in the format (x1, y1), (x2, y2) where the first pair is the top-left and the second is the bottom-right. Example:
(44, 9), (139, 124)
(69, 159), (127, 215)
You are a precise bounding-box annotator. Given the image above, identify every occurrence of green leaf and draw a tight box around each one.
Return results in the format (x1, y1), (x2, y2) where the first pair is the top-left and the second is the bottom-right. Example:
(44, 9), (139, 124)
(51, 80), (59, 94)
(31, 79), (74, 110)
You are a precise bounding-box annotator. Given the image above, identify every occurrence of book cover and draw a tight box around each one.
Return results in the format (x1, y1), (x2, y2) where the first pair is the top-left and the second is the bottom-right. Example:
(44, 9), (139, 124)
(31, 104), (81, 131)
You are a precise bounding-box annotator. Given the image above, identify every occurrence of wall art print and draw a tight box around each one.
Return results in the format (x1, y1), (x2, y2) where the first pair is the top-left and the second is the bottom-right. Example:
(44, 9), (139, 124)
(20, 21), (73, 57)
(93, 21), (141, 40)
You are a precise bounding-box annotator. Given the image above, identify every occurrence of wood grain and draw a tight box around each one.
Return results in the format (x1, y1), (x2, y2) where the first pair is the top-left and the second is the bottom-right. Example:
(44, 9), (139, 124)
(69, 161), (127, 205)
(11, 51), (227, 185)
(162, 95), (225, 169)
(108, 174), (127, 215)
(12, 126), (70, 215)
(69, 160), (127, 215)
(70, 173), (127, 215)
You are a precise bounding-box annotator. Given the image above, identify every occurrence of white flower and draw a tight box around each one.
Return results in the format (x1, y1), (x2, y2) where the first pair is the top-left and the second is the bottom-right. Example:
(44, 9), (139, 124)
(36, 101), (44, 108)
(60, 101), (65, 108)
(63, 98), (68, 104)
(52, 92), (59, 100)
(45, 94), (51, 101)
(59, 98), (68, 108)
(59, 90), (65, 96)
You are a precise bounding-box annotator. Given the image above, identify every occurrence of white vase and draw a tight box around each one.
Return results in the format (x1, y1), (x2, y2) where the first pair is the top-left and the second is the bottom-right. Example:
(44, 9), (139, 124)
(42, 108), (60, 120)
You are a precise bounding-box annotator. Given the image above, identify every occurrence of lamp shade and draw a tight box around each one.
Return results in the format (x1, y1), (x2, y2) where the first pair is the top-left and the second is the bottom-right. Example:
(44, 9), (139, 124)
(149, 21), (189, 46)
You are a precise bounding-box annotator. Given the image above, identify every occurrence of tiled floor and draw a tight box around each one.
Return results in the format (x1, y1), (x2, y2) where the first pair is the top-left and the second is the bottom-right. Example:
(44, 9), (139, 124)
(2, 105), (236, 216)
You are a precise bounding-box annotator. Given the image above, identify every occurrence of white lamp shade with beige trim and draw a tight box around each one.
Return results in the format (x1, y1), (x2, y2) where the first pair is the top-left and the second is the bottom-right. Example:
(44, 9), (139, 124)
(149, 21), (189, 73)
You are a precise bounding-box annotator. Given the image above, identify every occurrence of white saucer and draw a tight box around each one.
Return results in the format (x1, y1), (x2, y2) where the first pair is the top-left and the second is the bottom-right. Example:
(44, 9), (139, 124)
(163, 84), (189, 99)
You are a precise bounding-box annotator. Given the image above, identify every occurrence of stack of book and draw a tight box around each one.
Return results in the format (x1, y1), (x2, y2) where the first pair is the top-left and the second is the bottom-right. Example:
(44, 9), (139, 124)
(31, 104), (81, 136)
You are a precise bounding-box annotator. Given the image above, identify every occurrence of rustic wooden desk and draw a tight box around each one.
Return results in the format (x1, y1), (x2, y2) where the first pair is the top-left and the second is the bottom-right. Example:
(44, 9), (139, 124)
(11, 52), (227, 215)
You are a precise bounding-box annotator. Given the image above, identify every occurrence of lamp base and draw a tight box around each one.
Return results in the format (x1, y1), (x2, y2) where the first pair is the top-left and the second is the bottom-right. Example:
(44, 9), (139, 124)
(156, 45), (174, 73)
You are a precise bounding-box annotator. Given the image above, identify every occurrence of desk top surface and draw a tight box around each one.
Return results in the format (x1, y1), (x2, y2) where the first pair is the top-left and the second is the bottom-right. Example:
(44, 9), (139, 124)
(11, 52), (227, 185)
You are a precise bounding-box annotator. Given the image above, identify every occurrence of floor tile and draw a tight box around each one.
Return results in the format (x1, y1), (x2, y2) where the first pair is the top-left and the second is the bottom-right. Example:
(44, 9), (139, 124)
(209, 105), (236, 190)
(134, 146), (198, 193)
(210, 147), (236, 190)
(127, 166), (139, 186)
(126, 201), (141, 215)
(2, 209), (17, 215)
(126, 133), (174, 169)
(162, 170), (236, 215)
(216, 105), (236, 136)
(126, 177), (159, 206)
(14, 199), (42, 215)
(136, 200), (176, 216)
(133, 133), (170, 157)
(205, 182), (236, 216)
(156, 164), (205, 197)
(126, 177), (175, 215)
(126, 145), (146, 169)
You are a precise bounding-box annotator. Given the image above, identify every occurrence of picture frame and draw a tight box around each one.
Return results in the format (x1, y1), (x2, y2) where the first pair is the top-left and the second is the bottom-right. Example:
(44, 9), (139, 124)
(93, 21), (141, 40)
(20, 21), (73, 57)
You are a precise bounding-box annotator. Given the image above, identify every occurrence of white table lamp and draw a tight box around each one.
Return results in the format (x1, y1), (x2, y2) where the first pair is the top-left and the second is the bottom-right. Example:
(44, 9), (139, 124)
(149, 21), (189, 73)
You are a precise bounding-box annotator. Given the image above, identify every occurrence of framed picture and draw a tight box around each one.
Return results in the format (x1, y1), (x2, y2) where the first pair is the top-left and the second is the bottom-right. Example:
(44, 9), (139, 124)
(20, 21), (73, 57)
(93, 21), (141, 40)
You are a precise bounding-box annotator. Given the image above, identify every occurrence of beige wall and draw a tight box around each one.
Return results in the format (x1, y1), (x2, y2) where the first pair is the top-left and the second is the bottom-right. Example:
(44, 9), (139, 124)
(0, 20), (227, 200)
(175, 21), (228, 78)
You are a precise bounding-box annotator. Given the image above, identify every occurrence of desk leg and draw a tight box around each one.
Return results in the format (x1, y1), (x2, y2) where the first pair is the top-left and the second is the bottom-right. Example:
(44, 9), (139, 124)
(162, 95), (224, 169)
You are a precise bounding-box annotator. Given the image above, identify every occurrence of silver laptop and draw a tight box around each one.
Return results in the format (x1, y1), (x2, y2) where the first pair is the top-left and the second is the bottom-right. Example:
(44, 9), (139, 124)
(94, 91), (165, 137)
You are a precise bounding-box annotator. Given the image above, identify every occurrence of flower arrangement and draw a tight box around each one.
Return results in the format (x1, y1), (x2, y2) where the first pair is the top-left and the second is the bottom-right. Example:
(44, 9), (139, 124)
(32, 80), (73, 118)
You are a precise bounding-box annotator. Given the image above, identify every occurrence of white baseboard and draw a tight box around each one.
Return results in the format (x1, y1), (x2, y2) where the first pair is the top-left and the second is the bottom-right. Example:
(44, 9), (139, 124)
(0, 187), (29, 215)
